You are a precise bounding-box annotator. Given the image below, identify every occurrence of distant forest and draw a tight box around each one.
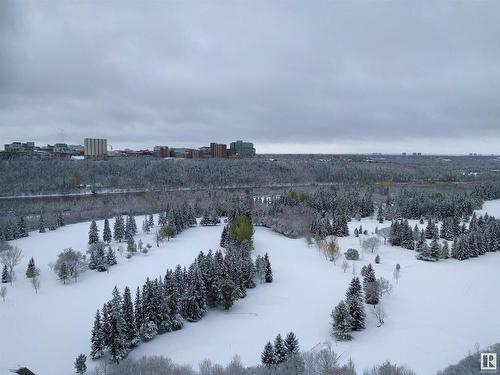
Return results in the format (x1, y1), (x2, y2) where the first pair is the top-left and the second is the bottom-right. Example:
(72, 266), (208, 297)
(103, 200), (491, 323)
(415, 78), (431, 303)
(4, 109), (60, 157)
(1, 154), (500, 196)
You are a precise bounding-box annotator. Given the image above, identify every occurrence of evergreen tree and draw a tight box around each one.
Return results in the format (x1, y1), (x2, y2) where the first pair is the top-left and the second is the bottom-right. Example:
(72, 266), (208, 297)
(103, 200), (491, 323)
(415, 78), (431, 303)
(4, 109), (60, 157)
(127, 237), (137, 255)
(345, 277), (366, 331)
(273, 334), (287, 364)
(220, 226), (229, 248)
(88, 220), (99, 245)
(429, 238), (440, 259)
(95, 243), (108, 272)
(88, 249), (97, 270)
(134, 287), (143, 334)
(218, 278), (240, 310)
(108, 286), (128, 363)
(122, 286), (138, 348)
(90, 310), (104, 359)
(25, 257), (38, 278)
(264, 253), (273, 283)
(2, 264), (10, 283)
(57, 212), (65, 227)
(39, 215), (46, 233)
(17, 216), (28, 238)
(103, 219), (112, 243)
(74, 354), (87, 374)
(106, 246), (117, 266)
(284, 331), (300, 356)
(261, 341), (275, 367)
(331, 300), (352, 341)
(113, 215), (125, 242)
(363, 264), (379, 306)
(440, 241), (450, 259)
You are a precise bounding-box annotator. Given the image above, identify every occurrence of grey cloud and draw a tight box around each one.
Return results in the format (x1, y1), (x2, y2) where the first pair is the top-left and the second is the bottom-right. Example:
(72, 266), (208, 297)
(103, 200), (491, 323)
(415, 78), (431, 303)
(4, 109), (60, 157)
(0, 0), (499, 153)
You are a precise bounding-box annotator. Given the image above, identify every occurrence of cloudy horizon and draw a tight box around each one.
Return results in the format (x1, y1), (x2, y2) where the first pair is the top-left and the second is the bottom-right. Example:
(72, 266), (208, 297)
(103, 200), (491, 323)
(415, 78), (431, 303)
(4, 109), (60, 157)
(1, 1), (499, 154)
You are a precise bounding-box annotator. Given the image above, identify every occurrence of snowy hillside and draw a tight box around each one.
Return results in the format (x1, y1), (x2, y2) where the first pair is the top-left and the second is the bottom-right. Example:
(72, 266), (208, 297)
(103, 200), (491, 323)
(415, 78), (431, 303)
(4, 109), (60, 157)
(2, 202), (500, 374)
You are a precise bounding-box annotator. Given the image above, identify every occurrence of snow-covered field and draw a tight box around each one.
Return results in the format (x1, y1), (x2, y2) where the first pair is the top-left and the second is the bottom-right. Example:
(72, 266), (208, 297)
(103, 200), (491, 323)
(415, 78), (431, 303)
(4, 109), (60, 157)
(2, 202), (500, 374)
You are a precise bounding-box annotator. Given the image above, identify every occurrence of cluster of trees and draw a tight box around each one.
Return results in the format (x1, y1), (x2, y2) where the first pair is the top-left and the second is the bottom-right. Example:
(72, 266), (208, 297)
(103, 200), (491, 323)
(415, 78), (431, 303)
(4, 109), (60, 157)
(261, 332), (299, 367)
(0, 213), (65, 241)
(255, 189), (372, 238)
(53, 248), (87, 284)
(310, 213), (349, 238)
(331, 277), (366, 341)
(200, 211), (221, 226)
(89, 247), (274, 363)
(385, 189), (480, 220)
(88, 242), (117, 272)
(6, 154), (498, 196)
(331, 264), (393, 340)
(221, 215), (255, 249)
(450, 213), (500, 260)
(87, 343), (417, 375)
(389, 212), (500, 262)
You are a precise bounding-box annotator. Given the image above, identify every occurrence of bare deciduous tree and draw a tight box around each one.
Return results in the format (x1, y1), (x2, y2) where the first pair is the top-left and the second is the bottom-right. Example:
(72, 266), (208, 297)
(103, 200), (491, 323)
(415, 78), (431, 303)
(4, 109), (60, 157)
(341, 260), (350, 273)
(0, 245), (23, 286)
(373, 305), (387, 327)
(31, 276), (40, 294)
(362, 236), (381, 253)
(0, 285), (6, 302)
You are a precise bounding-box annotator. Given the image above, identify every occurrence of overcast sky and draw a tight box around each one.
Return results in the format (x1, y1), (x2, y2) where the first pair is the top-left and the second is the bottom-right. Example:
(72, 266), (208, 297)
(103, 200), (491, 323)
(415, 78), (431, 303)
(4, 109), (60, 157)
(1, 1), (499, 154)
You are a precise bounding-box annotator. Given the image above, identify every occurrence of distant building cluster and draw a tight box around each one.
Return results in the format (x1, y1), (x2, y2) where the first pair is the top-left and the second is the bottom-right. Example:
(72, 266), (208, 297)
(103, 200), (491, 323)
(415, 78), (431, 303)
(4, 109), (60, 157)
(1, 141), (84, 160)
(2, 139), (256, 160)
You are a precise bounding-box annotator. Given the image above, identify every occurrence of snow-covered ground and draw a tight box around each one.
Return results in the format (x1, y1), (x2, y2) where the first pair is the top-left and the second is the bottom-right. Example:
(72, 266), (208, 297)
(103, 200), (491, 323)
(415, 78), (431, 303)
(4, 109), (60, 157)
(2, 202), (500, 374)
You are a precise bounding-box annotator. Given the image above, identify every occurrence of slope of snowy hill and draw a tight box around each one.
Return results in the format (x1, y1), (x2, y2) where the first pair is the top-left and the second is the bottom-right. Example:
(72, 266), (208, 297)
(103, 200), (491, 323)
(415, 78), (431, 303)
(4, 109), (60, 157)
(1, 202), (500, 374)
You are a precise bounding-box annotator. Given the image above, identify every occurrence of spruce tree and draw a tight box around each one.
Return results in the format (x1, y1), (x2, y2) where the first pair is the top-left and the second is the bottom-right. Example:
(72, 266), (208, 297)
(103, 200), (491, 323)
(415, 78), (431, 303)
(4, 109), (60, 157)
(122, 286), (137, 348)
(74, 354), (87, 374)
(108, 286), (128, 363)
(103, 219), (112, 243)
(261, 342), (275, 367)
(114, 215), (125, 242)
(90, 310), (104, 359)
(363, 264), (379, 306)
(2, 265), (10, 283)
(88, 220), (99, 245)
(284, 331), (300, 356)
(264, 253), (273, 283)
(346, 277), (366, 331)
(331, 300), (352, 341)
(273, 334), (287, 364)
(218, 278), (240, 310)
(17, 216), (28, 238)
(106, 246), (117, 266)
(26, 257), (37, 278)
(440, 241), (450, 259)
(57, 212), (65, 227)
(39, 215), (46, 233)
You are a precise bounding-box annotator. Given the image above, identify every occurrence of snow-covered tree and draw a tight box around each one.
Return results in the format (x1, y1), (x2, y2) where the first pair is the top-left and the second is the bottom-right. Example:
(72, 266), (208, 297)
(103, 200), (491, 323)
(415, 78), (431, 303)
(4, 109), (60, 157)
(218, 278), (240, 310)
(261, 341), (275, 367)
(345, 277), (365, 331)
(74, 354), (87, 374)
(274, 334), (287, 364)
(88, 220), (99, 245)
(103, 219), (112, 243)
(264, 253), (273, 283)
(284, 331), (300, 356)
(90, 309), (104, 359)
(331, 300), (352, 341)
(0, 245), (23, 285)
